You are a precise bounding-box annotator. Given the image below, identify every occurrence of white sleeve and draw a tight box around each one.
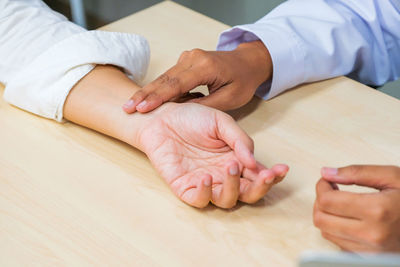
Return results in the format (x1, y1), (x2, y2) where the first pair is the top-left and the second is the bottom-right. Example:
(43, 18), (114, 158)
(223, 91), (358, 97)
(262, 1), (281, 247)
(217, 0), (400, 100)
(0, 0), (150, 121)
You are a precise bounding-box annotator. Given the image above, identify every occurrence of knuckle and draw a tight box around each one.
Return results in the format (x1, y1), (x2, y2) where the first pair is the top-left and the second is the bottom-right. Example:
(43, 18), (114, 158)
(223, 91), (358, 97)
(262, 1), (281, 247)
(156, 73), (170, 84)
(370, 199), (391, 221)
(133, 90), (147, 100)
(146, 92), (161, 102)
(367, 228), (389, 246)
(320, 231), (331, 240)
(317, 194), (331, 209)
(316, 179), (323, 193)
(190, 48), (205, 57)
(166, 76), (181, 90)
(313, 211), (325, 228)
(388, 165), (400, 178)
(200, 54), (215, 67)
(395, 165), (400, 176)
(179, 50), (191, 61)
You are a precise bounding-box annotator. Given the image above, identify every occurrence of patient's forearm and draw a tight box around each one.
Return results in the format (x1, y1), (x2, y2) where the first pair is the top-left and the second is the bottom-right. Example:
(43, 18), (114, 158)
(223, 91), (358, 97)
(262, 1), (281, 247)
(62, 65), (289, 209)
(63, 65), (146, 148)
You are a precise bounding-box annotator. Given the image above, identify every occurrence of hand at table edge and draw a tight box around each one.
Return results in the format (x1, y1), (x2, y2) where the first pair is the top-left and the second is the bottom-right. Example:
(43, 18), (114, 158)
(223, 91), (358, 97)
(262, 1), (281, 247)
(314, 165), (400, 252)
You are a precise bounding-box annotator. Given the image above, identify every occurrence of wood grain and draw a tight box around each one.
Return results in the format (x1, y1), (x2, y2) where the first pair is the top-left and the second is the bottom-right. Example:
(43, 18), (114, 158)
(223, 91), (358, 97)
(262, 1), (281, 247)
(1, 2), (399, 266)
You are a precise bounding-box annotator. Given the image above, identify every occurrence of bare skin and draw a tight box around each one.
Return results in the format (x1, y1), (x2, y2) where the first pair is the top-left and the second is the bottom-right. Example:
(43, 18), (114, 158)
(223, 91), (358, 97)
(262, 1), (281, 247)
(122, 41), (272, 113)
(120, 39), (400, 250)
(314, 165), (400, 252)
(64, 65), (288, 208)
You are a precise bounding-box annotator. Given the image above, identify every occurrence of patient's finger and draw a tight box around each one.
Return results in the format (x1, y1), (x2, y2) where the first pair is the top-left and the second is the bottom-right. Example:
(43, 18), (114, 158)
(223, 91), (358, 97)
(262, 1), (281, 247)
(180, 174), (212, 208)
(216, 114), (256, 169)
(271, 164), (289, 184)
(211, 161), (240, 209)
(239, 168), (275, 203)
(238, 162), (288, 203)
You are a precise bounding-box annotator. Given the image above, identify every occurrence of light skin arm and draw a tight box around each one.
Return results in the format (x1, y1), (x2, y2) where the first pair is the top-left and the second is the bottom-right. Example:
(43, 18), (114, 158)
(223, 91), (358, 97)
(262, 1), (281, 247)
(64, 65), (288, 208)
(63, 65), (144, 148)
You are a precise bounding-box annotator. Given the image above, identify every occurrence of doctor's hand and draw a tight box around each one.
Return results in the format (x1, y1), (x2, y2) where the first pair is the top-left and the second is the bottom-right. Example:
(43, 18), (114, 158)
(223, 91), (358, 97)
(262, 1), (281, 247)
(123, 41), (272, 113)
(313, 165), (400, 252)
(135, 102), (288, 208)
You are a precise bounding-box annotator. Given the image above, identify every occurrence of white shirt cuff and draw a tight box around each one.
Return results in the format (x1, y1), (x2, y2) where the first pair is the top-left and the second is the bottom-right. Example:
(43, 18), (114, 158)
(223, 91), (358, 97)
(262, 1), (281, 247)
(4, 30), (150, 122)
(217, 23), (305, 100)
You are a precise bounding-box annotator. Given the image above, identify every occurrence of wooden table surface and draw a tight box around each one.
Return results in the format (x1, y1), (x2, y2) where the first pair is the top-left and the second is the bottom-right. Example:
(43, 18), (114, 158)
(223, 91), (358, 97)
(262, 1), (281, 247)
(1, 1), (399, 266)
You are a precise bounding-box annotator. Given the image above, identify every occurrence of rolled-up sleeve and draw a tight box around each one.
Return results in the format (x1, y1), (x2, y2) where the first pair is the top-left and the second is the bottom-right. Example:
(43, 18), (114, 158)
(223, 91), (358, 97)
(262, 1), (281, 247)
(0, 0), (150, 121)
(217, 0), (400, 100)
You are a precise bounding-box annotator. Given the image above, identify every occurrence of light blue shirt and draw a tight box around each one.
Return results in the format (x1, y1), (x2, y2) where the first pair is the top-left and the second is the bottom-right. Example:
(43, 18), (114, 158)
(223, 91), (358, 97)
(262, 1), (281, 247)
(217, 0), (400, 100)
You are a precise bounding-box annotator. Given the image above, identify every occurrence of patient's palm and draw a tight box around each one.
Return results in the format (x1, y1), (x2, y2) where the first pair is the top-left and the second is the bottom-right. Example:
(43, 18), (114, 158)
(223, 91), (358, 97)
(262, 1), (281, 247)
(140, 104), (240, 206)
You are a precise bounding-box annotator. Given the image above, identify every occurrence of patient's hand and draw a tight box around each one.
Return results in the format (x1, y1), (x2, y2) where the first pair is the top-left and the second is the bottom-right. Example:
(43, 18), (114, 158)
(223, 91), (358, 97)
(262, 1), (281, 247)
(64, 65), (288, 209)
(136, 102), (288, 208)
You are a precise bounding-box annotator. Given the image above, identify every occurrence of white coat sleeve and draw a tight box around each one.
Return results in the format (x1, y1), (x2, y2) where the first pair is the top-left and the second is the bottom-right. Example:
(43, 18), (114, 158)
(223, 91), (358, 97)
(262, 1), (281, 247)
(0, 0), (150, 121)
(217, 0), (400, 100)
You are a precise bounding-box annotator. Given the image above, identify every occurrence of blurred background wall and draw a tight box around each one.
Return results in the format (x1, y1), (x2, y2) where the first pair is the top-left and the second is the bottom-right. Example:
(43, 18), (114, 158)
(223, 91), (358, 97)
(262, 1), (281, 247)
(45, 0), (399, 99)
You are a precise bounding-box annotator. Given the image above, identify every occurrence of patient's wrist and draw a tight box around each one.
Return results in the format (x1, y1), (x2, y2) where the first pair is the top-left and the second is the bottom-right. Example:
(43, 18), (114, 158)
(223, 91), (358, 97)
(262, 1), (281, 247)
(64, 65), (146, 150)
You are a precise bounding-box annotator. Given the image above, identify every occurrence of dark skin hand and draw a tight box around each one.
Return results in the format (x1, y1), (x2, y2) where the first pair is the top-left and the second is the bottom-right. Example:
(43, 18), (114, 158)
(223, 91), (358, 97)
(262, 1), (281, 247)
(122, 41), (272, 113)
(314, 165), (400, 252)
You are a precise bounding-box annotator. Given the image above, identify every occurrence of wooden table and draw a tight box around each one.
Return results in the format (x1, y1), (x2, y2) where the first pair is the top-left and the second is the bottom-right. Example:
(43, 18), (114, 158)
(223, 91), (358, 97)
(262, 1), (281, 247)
(1, 1), (399, 266)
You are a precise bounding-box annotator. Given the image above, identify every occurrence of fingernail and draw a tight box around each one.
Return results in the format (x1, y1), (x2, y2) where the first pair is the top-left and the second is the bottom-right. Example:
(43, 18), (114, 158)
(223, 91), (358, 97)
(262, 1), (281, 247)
(229, 164), (239, 176)
(203, 177), (212, 187)
(136, 100), (147, 109)
(123, 99), (134, 108)
(321, 167), (338, 177)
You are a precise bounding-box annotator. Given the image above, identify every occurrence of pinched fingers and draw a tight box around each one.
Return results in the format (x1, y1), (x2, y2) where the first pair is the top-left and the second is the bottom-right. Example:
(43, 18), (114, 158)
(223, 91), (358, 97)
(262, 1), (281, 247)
(315, 178), (372, 219)
(239, 169), (275, 204)
(239, 162), (289, 204)
(313, 205), (362, 242)
(216, 113), (256, 169)
(321, 165), (400, 190)
(172, 173), (212, 208)
(271, 164), (289, 184)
